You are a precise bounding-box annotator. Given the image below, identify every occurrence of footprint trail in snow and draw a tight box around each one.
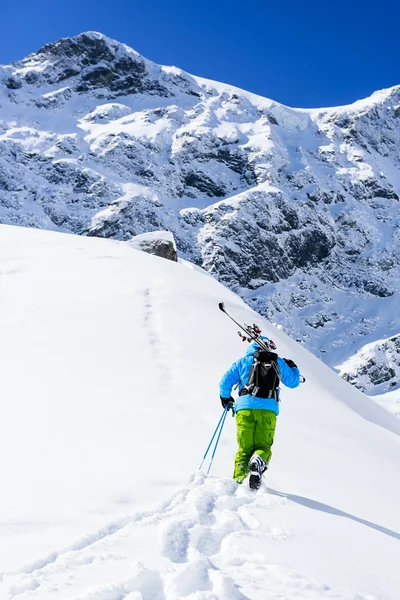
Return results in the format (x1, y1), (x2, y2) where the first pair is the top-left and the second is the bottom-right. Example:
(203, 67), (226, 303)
(1, 474), (374, 600)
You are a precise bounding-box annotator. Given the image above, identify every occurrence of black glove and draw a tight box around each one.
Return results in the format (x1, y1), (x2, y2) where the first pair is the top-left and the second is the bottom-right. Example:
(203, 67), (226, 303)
(220, 396), (234, 410)
(283, 358), (297, 369)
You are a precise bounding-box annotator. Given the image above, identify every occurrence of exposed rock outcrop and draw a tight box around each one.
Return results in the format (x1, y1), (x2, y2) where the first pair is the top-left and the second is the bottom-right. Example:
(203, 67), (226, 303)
(127, 231), (178, 262)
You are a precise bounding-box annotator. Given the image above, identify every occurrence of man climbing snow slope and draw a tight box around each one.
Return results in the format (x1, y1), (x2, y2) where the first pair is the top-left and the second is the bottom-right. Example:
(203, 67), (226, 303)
(220, 337), (300, 490)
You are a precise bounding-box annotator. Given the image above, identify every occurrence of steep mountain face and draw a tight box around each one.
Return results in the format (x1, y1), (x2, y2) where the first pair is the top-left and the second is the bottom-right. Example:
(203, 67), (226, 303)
(1, 32), (399, 401)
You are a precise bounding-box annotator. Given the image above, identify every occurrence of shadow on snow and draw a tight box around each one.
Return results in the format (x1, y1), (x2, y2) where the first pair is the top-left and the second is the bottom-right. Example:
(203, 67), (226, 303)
(269, 488), (400, 542)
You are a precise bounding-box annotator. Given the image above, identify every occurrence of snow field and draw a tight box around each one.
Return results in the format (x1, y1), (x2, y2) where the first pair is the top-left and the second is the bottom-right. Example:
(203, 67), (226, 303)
(1, 474), (381, 600)
(0, 225), (399, 599)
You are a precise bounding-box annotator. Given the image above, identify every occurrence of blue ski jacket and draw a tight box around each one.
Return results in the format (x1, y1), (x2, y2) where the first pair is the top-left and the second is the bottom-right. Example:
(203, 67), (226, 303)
(219, 339), (300, 415)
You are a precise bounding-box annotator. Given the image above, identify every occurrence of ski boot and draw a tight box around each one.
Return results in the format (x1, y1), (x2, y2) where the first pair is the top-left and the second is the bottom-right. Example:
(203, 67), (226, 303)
(249, 454), (267, 491)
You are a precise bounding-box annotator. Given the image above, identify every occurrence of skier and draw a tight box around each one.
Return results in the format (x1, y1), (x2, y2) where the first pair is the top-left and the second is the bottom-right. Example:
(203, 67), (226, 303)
(219, 337), (300, 490)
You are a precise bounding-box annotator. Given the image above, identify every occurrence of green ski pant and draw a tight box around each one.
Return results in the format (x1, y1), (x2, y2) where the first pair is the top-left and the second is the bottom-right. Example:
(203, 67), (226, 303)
(233, 409), (277, 483)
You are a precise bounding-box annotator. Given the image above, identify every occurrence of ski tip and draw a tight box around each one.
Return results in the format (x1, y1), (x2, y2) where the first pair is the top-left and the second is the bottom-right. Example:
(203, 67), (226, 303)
(218, 302), (225, 312)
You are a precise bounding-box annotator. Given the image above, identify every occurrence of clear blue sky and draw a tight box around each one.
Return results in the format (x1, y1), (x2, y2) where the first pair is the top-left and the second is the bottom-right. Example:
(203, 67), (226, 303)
(1, 0), (398, 108)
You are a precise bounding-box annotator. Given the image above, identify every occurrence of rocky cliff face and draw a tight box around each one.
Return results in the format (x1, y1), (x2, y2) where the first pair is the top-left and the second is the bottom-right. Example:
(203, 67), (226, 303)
(1, 32), (399, 403)
(338, 334), (400, 395)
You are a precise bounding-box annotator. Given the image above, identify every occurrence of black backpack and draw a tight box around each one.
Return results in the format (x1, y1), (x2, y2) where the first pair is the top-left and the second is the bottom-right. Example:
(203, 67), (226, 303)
(239, 350), (280, 400)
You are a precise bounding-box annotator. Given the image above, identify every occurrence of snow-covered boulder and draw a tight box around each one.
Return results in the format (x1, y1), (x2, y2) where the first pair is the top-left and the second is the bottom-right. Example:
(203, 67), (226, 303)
(127, 230), (178, 262)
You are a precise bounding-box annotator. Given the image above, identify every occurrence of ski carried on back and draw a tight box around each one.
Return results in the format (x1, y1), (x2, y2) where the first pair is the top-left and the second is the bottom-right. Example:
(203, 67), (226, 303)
(218, 302), (306, 384)
(219, 302), (274, 353)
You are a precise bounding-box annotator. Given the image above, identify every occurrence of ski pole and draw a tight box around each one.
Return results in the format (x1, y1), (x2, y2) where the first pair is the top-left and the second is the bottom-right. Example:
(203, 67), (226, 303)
(199, 406), (229, 471)
(206, 406), (229, 475)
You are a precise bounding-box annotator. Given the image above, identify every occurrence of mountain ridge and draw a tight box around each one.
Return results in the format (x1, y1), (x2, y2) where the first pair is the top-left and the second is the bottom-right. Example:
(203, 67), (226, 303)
(4, 31), (399, 112)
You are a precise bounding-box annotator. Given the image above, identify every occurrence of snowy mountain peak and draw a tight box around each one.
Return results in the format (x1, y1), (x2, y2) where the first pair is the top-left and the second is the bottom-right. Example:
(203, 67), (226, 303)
(4, 31), (200, 99)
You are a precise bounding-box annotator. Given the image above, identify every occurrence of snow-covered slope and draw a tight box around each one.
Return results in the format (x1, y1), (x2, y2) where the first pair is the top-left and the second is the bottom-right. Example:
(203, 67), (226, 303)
(1, 32), (400, 402)
(0, 224), (399, 600)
